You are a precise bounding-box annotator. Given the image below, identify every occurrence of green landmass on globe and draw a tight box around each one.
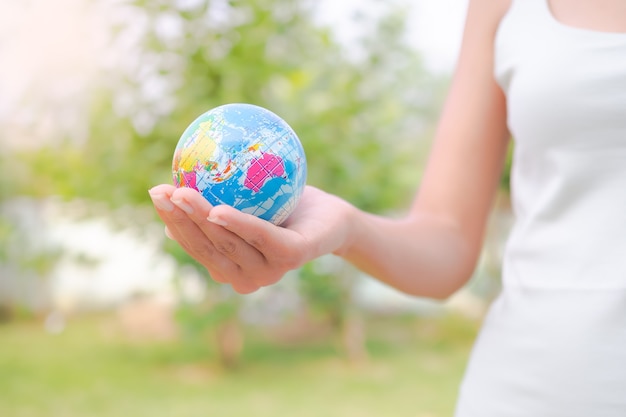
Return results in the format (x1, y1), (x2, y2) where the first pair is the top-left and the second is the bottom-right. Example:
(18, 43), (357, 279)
(172, 103), (307, 225)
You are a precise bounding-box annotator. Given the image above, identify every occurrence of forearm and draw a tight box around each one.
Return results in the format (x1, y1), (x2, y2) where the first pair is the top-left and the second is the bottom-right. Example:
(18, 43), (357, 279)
(334, 208), (480, 300)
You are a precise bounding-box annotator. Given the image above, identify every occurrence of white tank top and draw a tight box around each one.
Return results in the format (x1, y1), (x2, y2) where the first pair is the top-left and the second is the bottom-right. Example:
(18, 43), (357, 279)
(455, 1), (626, 415)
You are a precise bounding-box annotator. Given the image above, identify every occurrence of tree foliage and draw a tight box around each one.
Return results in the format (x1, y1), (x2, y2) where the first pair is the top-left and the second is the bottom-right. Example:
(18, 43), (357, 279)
(3, 0), (449, 356)
(12, 0), (444, 212)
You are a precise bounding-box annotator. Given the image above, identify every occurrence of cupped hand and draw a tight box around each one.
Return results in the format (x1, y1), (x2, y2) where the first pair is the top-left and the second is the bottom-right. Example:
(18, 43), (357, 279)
(148, 184), (355, 294)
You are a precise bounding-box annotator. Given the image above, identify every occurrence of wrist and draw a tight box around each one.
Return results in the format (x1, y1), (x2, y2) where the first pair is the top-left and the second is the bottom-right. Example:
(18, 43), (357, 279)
(331, 202), (367, 258)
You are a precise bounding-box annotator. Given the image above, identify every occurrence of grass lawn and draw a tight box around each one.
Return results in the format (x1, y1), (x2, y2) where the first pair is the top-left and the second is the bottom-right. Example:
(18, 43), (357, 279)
(0, 312), (479, 417)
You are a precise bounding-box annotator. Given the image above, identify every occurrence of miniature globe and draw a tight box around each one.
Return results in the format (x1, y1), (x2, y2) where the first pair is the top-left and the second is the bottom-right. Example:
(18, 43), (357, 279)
(172, 103), (307, 225)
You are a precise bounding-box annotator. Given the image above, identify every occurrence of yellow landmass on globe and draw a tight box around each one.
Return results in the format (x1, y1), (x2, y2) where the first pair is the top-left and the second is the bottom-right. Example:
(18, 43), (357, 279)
(179, 122), (217, 171)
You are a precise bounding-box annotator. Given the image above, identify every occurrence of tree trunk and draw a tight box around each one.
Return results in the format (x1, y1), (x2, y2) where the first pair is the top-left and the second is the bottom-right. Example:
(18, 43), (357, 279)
(215, 318), (244, 369)
(338, 262), (368, 364)
(341, 309), (368, 364)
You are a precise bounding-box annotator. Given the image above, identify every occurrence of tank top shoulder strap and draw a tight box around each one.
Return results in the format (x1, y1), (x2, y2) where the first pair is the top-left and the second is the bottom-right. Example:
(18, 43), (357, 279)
(498, 0), (551, 35)
(494, 0), (553, 91)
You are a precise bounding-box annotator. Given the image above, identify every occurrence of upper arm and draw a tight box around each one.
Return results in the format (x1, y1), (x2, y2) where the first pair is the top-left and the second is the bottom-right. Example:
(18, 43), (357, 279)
(412, 0), (512, 252)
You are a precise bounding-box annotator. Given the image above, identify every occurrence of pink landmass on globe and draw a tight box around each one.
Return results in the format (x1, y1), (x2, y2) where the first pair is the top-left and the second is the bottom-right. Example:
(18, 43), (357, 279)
(245, 152), (285, 192)
(183, 171), (197, 190)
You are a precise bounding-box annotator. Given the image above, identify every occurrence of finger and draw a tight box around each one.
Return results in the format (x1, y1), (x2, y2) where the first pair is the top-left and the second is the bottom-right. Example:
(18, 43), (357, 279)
(149, 184), (177, 214)
(169, 188), (268, 289)
(207, 204), (307, 272)
(149, 186), (239, 285)
(150, 187), (258, 292)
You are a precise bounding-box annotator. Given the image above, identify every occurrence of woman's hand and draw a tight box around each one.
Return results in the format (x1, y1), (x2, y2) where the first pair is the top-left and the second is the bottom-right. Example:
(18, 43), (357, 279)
(149, 184), (355, 294)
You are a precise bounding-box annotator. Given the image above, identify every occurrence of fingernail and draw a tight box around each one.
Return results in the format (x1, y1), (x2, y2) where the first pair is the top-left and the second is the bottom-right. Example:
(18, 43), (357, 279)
(164, 226), (174, 240)
(207, 216), (227, 227)
(171, 198), (194, 214)
(149, 191), (175, 212)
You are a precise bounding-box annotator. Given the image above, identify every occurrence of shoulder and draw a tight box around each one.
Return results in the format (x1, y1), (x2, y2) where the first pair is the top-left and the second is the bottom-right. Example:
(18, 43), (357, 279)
(464, 0), (512, 36)
(454, 0), (512, 63)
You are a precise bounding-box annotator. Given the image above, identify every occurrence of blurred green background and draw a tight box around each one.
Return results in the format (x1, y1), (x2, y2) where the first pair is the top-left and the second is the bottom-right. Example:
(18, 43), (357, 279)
(0, 0), (511, 416)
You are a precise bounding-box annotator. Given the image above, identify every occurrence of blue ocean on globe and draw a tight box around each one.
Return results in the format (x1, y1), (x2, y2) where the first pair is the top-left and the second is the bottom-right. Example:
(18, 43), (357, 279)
(172, 103), (307, 225)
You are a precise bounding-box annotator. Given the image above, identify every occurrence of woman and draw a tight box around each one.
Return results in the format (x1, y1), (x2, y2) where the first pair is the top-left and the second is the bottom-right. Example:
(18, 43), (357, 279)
(149, 0), (626, 414)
